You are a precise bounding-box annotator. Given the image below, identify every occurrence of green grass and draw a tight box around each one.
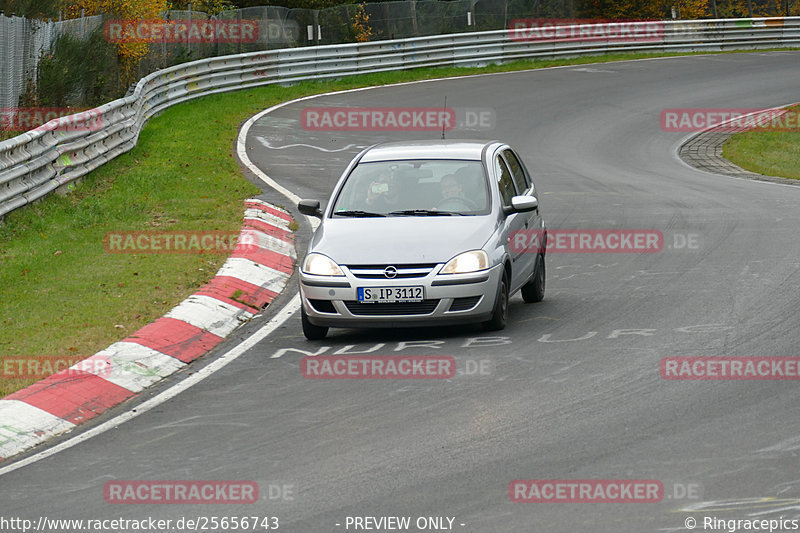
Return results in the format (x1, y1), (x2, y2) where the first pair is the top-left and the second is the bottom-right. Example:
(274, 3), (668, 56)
(0, 49), (794, 396)
(723, 104), (800, 179)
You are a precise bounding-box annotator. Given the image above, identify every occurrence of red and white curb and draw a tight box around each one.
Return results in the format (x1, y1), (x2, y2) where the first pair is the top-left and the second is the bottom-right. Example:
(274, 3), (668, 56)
(0, 198), (295, 461)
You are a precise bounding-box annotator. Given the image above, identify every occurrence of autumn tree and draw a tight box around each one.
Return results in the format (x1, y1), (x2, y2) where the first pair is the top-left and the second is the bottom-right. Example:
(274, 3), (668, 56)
(581, 0), (800, 17)
(675, 0), (711, 18)
(580, 0), (708, 19)
(352, 2), (371, 42)
(169, 0), (236, 15)
(60, 0), (168, 84)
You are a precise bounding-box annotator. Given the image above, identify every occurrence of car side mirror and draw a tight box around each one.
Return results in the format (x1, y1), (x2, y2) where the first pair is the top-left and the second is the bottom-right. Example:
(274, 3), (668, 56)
(298, 199), (323, 218)
(503, 195), (538, 216)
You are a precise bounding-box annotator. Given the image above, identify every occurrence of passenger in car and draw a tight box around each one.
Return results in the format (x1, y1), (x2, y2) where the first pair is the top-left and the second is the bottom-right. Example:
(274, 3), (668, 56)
(365, 169), (401, 210)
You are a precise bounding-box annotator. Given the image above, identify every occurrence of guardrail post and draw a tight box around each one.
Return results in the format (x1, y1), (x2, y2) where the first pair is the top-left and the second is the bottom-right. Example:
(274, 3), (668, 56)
(162, 10), (167, 69)
(212, 14), (218, 57)
(411, 0), (418, 37)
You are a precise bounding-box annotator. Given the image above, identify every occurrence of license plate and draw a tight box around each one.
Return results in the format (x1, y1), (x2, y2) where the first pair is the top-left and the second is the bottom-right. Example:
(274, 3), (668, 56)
(357, 286), (424, 303)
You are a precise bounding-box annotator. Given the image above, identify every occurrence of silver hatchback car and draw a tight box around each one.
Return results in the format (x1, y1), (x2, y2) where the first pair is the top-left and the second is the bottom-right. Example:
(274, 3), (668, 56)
(297, 140), (546, 340)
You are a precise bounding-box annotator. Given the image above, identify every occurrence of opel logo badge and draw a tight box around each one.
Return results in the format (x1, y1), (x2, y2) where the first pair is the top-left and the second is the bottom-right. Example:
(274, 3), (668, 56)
(384, 266), (398, 279)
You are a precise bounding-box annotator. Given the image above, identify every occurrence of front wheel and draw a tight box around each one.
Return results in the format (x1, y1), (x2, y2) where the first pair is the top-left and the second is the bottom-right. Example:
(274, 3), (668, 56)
(302, 307), (328, 340)
(521, 254), (545, 303)
(482, 271), (509, 331)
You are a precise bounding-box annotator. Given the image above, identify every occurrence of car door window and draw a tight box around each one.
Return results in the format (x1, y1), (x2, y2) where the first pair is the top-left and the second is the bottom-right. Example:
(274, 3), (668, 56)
(502, 149), (530, 193)
(495, 156), (517, 206)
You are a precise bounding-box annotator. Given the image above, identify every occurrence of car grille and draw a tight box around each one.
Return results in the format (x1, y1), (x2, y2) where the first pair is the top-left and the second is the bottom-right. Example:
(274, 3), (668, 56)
(344, 300), (440, 316)
(448, 296), (481, 312)
(345, 263), (438, 279)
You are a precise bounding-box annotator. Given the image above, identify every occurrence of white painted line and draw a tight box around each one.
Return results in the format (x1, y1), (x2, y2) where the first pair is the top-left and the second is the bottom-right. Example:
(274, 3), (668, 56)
(255, 136), (365, 153)
(0, 401), (76, 459)
(0, 295), (301, 476)
(238, 106), (304, 207)
(757, 435), (800, 453)
(165, 294), (255, 338)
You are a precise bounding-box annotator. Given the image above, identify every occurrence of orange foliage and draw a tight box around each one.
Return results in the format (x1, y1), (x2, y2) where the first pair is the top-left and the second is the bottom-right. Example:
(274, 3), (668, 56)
(352, 2), (372, 42)
(594, 0), (709, 19)
(60, 0), (168, 83)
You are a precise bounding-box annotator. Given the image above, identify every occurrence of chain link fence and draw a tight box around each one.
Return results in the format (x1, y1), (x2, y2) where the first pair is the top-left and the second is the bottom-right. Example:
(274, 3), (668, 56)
(0, 13), (105, 107)
(0, 12), (104, 111)
(4, 0), (800, 111)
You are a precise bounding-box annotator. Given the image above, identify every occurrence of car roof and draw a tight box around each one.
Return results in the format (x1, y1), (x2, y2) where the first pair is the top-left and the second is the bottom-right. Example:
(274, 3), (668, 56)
(359, 140), (501, 162)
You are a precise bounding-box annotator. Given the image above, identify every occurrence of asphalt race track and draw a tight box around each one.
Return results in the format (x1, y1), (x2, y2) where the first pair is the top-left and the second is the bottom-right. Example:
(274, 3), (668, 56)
(2, 52), (800, 532)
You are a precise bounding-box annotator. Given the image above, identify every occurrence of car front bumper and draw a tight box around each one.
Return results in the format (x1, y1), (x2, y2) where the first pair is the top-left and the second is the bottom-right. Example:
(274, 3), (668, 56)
(300, 263), (503, 328)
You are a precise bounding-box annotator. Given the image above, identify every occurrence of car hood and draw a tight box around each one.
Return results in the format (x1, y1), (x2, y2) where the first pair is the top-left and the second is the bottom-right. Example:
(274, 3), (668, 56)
(310, 216), (498, 265)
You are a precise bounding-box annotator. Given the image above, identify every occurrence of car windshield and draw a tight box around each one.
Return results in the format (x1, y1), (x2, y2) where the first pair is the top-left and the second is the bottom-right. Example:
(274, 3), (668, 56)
(331, 159), (490, 216)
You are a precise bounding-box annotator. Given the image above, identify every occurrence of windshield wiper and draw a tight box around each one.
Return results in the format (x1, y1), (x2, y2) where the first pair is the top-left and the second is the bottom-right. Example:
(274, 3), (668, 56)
(333, 210), (387, 217)
(388, 209), (462, 216)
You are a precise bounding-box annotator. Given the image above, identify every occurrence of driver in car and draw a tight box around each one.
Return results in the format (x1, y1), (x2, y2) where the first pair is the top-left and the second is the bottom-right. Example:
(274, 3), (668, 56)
(438, 173), (480, 211)
(440, 174), (463, 200)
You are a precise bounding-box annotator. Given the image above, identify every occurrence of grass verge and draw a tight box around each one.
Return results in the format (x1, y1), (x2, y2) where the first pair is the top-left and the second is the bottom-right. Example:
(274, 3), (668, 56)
(723, 104), (800, 179)
(0, 49), (790, 396)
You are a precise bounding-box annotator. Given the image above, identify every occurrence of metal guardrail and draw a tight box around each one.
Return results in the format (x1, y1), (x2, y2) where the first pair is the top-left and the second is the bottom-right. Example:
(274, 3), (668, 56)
(1, 17), (799, 218)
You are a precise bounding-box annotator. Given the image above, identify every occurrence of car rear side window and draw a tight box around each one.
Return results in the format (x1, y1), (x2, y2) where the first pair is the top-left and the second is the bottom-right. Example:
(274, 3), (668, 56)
(495, 156), (516, 206)
(502, 149), (530, 193)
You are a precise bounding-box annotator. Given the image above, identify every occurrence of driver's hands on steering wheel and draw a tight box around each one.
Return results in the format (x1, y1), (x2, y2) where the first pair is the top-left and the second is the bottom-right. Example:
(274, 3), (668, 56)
(436, 196), (478, 211)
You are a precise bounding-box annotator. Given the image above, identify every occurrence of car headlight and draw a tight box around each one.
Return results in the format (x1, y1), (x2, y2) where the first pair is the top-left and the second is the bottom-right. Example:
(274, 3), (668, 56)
(302, 253), (344, 276)
(440, 250), (489, 274)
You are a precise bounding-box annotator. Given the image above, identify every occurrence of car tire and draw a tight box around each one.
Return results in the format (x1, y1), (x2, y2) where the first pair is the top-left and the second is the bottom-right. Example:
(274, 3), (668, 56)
(483, 271), (509, 331)
(521, 254), (545, 303)
(302, 307), (328, 340)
